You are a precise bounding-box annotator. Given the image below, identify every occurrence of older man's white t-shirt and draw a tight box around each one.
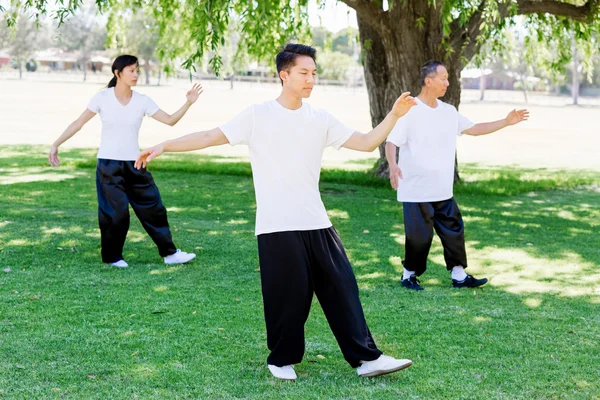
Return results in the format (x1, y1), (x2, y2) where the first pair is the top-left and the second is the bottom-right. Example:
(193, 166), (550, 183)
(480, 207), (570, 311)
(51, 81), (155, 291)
(220, 100), (355, 236)
(386, 98), (474, 202)
(87, 87), (159, 161)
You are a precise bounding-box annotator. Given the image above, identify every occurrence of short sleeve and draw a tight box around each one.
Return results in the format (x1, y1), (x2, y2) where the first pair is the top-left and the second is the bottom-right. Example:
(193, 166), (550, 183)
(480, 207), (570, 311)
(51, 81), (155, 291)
(387, 116), (408, 147)
(219, 106), (254, 146)
(457, 112), (474, 136)
(86, 91), (102, 114)
(144, 96), (160, 117)
(324, 112), (355, 150)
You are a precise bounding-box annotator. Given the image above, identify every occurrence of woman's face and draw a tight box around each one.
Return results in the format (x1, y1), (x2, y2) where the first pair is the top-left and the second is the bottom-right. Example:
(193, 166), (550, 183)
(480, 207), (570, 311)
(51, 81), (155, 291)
(117, 63), (139, 87)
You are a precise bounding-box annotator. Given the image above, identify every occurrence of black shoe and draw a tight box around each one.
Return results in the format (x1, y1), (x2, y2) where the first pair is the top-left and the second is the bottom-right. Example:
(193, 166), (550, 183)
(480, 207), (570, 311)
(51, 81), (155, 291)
(401, 275), (424, 291)
(452, 275), (488, 288)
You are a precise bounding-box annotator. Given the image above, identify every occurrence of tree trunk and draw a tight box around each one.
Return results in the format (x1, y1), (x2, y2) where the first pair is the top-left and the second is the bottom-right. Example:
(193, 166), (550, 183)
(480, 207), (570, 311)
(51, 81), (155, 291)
(18, 61), (22, 79)
(572, 36), (580, 105)
(357, 5), (463, 182)
(82, 58), (87, 82)
(145, 59), (151, 85)
(479, 68), (486, 101)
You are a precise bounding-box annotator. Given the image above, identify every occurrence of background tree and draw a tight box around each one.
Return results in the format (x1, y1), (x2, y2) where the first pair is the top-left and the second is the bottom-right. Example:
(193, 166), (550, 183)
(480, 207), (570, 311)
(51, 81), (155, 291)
(6, 0), (600, 180)
(56, 2), (106, 82)
(0, 13), (44, 79)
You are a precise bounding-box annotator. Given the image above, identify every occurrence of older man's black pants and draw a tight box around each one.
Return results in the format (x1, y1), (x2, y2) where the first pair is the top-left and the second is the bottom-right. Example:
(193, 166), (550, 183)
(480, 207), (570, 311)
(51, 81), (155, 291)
(403, 197), (468, 276)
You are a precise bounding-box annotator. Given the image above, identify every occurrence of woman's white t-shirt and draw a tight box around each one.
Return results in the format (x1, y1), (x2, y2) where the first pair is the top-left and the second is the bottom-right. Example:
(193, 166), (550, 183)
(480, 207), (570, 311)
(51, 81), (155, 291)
(220, 100), (355, 236)
(386, 98), (474, 202)
(87, 87), (159, 161)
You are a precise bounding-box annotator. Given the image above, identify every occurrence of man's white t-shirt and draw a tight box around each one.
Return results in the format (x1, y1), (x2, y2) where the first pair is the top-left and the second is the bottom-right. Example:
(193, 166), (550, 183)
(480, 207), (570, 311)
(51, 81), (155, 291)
(220, 100), (355, 235)
(87, 87), (160, 161)
(386, 98), (474, 202)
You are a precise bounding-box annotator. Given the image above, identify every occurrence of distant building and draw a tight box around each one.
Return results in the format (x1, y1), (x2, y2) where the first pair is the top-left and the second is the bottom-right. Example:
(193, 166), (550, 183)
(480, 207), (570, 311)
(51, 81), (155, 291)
(0, 50), (11, 67)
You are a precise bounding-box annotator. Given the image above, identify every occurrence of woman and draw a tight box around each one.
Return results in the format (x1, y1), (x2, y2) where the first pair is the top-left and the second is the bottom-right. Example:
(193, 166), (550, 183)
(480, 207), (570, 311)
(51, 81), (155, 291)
(49, 54), (200, 268)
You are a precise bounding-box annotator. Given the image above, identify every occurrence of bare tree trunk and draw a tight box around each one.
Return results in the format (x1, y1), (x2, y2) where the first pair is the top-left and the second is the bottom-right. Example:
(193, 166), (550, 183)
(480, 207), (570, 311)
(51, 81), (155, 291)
(145, 59), (151, 85)
(82, 58), (87, 82)
(572, 36), (580, 105)
(479, 68), (486, 101)
(18, 61), (22, 79)
(520, 74), (528, 104)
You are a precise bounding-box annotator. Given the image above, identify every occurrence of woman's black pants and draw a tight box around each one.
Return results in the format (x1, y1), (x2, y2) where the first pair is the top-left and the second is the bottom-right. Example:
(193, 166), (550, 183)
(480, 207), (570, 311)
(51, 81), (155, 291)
(96, 159), (177, 263)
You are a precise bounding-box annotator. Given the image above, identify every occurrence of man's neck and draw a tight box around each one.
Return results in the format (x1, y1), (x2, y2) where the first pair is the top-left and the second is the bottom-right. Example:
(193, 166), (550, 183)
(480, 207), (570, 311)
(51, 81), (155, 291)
(276, 91), (303, 110)
(417, 89), (438, 108)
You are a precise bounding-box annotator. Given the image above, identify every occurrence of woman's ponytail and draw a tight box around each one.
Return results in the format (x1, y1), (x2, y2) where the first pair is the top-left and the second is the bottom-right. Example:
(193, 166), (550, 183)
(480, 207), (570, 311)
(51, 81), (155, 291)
(107, 76), (117, 88)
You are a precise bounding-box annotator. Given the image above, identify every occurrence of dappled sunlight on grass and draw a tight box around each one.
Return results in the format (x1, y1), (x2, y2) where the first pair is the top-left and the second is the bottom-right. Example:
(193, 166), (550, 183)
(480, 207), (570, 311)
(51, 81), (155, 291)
(327, 209), (350, 220)
(126, 231), (149, 243)
(166, 207), (188, 212)
(153, 286), (169, 292)
(356, 272), (387, 280)
(0, 167), (88, 185)
(226, 219), (249, 225)
(473, 248), (600, 296)
(132, 364), (158, 378)
(473, 316), (492, 323)
(423, 278), (442, 286)
(523, 298), (542, 308)
(149, 266), (184, 275)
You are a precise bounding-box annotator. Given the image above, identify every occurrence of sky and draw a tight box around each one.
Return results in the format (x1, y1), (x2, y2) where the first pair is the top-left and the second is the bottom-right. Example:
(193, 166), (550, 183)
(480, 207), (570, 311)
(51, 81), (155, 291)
(308, 1), (358, 32)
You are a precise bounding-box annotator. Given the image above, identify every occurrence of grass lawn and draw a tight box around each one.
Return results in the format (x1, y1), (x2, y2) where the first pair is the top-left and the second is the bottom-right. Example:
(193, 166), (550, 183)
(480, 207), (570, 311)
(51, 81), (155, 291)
(1, 145), (599, 399)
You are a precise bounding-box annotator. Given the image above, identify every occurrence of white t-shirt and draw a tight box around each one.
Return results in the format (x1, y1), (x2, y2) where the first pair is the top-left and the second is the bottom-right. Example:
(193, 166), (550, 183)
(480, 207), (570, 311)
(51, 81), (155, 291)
(87, 87), (160, 161)
(220, 100), (355, 235)
(386, 98), (474, 202)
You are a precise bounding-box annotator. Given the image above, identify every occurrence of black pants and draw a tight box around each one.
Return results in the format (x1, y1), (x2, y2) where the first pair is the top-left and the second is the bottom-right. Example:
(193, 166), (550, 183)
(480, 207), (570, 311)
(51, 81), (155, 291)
(403, 198), (468, 276)
(257, 227), (382, 368)
(96, 159), (177, 263)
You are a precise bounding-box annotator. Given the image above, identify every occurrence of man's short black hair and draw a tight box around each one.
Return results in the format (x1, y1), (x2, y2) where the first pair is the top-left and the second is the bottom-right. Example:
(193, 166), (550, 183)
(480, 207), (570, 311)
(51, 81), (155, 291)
(420, 60), (445, 86)
(276, 44), (317, 84)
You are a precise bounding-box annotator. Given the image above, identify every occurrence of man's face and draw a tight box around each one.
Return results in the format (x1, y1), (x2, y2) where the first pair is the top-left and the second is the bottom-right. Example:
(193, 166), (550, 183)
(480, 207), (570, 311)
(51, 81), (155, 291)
(280, 55), (317, 98)
(426, 65), (450, 97)
(118, 63), (139, 87)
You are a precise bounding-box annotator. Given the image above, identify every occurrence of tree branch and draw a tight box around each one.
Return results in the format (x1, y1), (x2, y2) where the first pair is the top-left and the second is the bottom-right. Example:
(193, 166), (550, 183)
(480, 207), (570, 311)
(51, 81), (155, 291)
(339, 0), (391, 36)
(516, 0), (597, 22)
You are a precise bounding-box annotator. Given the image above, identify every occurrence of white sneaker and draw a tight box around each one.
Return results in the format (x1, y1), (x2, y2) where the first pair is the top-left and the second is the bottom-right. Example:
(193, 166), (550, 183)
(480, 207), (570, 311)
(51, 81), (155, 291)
(267, 364), (297, 380)
(357, 355), (412, 377)
(164, 249), (196, 265)
(111, 260), (129, 268)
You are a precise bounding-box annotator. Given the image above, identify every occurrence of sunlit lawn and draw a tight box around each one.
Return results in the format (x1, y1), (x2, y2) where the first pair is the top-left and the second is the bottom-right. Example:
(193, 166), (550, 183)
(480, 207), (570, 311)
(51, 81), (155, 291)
(1, 145), (599, 399)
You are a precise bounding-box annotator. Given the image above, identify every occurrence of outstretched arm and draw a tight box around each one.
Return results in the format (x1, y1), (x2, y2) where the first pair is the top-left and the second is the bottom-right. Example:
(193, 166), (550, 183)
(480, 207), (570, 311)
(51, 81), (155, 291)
(134, 127), (228, 169)
(151, 83), (203, 127)
(463, 109), (529, 136)
(342, 92), (416, 152)
(49, 109), (96, 166)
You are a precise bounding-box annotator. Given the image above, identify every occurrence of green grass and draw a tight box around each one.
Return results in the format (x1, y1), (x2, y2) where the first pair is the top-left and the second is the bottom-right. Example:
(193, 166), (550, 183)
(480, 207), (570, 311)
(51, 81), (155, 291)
(1, 145), (599, 399)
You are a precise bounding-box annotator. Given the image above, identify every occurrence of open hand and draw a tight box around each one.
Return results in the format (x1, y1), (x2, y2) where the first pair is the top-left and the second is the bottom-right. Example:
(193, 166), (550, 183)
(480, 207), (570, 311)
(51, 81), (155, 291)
(186, 83), (203, 104)
(48, 145), (60, 167)
(506, 109), (529, 126)
(389, 165), (403, 190)
(135, 144), (165, 170)
(391, 92), (417, 118)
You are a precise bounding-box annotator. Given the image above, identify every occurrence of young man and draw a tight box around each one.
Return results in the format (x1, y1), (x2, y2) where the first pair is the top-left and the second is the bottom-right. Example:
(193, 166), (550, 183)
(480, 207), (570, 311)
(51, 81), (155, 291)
(385, 60), (529, 291)
(135, 44), (417, 380)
